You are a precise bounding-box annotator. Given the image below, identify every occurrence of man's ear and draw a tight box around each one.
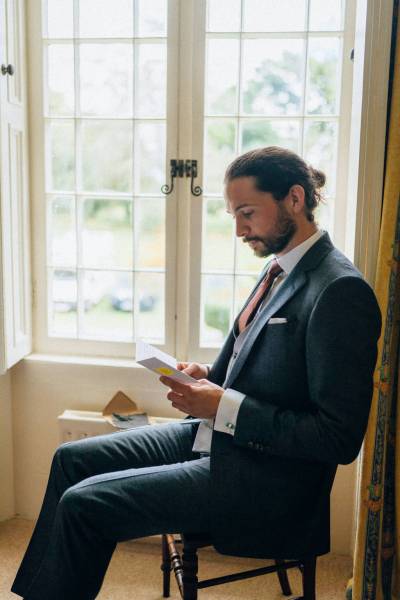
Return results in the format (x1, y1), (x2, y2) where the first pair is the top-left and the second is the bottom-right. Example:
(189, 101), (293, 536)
(289, 185), (305, 214)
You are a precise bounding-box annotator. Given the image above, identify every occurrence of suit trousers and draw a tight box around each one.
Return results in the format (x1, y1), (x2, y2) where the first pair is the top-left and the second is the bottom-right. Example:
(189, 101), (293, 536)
(11, 420), (211, 600)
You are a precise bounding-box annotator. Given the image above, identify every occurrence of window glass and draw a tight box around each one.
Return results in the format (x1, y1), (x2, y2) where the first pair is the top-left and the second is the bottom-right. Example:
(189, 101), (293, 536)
(43, 0), (167, 344)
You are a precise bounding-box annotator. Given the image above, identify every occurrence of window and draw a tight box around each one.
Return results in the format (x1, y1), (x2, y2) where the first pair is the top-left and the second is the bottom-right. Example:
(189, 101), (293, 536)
(30, 0), (355, 361)
(43, 0), (169, 347)
(189, 0), (354, 361)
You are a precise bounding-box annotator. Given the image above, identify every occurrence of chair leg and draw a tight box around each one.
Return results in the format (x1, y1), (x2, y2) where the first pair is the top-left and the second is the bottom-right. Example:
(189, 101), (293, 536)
(275, 559), (292, 596)
(294, 557), (316, 600)
(182, 545), (199, 600)
(161, 534), (171, 598)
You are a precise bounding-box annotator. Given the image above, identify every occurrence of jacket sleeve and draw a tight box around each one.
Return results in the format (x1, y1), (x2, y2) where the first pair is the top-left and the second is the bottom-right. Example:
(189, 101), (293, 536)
(232, 276), (382, 465)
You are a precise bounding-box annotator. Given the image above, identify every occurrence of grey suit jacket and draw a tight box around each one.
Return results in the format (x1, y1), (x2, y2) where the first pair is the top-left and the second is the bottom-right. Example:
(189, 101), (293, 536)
(204, 232), (381, 558)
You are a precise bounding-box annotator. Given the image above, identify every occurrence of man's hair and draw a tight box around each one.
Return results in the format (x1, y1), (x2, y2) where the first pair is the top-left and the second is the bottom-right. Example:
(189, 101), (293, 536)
(224, 146), (326, 222)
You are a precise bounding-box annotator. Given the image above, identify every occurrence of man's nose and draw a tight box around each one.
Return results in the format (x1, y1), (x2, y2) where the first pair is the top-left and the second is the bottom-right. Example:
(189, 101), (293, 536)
(235, 219), (249, 238)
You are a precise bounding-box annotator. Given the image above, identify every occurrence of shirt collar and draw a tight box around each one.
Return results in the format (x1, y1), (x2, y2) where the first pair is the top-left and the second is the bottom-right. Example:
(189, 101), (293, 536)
(275, 229), (324, 275)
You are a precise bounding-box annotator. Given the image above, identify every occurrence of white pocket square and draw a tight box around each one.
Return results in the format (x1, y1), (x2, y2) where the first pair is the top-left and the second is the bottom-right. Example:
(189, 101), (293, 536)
(268, 317), (288, 324)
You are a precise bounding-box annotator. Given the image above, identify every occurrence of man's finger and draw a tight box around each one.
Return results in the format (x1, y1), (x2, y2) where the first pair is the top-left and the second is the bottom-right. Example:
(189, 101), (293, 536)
(167, 391), (184, 402)
(171, 402), (187, 412)
(160, 376), (192, 394)
(182, 364), (198, 376)
(176, 362), (188, 372)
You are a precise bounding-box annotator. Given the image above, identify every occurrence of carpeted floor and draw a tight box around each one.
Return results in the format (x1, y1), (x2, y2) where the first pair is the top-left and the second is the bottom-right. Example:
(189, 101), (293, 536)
(0, 518), (352, 599)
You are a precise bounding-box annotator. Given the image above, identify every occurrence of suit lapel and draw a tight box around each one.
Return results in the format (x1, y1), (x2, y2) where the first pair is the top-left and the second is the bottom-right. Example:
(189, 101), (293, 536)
(224, 271), (307, 388)
(224, 232), (335, 389)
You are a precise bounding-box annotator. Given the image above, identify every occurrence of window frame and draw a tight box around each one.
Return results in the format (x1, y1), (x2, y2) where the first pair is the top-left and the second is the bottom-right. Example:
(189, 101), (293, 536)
(25, 0), (390, 364)
(187, 0), (357, 363)
(28, 0), (180, 359)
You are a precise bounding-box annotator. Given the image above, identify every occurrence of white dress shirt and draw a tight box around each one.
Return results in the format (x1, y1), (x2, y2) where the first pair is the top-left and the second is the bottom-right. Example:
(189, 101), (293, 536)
(192, 228), (324, 454)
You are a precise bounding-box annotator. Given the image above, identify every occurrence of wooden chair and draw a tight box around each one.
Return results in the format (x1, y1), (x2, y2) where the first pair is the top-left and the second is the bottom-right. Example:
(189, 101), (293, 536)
(161, 532), (317, 599)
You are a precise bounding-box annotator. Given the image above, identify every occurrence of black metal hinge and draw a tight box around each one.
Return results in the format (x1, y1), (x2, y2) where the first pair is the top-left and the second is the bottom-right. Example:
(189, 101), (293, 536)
(161, 159), (202, 196)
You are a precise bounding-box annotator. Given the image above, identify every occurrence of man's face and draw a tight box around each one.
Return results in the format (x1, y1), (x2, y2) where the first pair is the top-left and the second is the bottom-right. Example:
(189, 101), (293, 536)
(225, 176), (297, 257)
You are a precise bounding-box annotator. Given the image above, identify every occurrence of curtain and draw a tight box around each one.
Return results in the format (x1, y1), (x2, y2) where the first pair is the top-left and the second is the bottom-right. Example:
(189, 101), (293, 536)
(347, 3), (400, 598)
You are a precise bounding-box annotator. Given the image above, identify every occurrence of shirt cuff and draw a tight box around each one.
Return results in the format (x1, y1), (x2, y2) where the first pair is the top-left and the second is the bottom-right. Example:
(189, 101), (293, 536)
(214, 388), (245, 436)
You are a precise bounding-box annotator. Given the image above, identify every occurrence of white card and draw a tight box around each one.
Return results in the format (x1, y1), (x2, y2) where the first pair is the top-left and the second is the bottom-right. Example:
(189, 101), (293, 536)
(136, 340), (197, 384)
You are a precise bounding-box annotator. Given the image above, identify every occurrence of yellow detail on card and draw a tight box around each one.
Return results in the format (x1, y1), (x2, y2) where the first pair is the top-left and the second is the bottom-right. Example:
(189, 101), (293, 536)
(155, 367), (174, 376)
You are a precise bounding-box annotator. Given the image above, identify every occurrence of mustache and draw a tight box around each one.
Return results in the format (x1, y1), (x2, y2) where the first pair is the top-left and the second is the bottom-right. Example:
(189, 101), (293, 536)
(243, 237), (264, 244)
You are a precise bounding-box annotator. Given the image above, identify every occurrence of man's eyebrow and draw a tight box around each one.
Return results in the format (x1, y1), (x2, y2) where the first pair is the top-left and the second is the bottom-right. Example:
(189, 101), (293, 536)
(233, 203), (253, 213)
(225, 203), (257, 215)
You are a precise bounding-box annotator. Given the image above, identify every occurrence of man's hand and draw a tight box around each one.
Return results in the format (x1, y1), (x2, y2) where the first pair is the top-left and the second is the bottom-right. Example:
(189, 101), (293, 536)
(159, 376), (224, 419)
(176, 362), (209, 380)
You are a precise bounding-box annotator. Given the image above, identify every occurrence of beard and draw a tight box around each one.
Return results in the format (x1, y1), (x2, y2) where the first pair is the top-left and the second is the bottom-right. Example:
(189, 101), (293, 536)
(244, 204), (297, 257)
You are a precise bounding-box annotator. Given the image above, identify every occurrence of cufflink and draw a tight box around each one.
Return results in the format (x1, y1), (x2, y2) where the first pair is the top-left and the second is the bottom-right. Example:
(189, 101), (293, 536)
(225, 422), (235, 430)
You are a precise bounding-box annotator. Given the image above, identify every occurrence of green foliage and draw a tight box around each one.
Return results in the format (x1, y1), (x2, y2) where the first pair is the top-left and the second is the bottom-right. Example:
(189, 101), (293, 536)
(81, 122), (132, 192)
(243, 51), (302, 115)
(308, 56), (336, 114)
(208, 48), (338, 153)
(84, 199), (131, 228)
(207, 120), (236, 151)
(241, 120), (281, 151)
(205, 304), (230, 337)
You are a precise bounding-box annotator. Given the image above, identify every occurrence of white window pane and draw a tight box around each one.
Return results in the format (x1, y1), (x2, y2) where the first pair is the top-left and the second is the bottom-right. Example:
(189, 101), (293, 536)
(309, 0), (344, 31)
(48, 196), (76, 266)
(315, 197), (334, 235)
(49, 269), (77, 337)
(243, 0), (307, 32)
(47, 44), (74, 116)
(110, 272), (134, 314)
(207, 0), (241, 32)
(81, 121), (133, 192)
(48, 120), (75, 191)
(307, 38), (341, 115)
(304, 120), (338, 196)
(202, 198), (234, 272)
(82, 271), (133, 340)
(205, 38), (240, 116)
(234, 275), (258, 315)
(80, 44), (133, 117)
(204, 119), (237, 194)
(201, 275), (233, 347)
(135, 122), (166, 194)
(46, 0), (73, 38)
(81, 199), (133, 269)
(135, 198), (165, 269)
(235, 237), (265, 273)
(135, 42), (167, 118)
(240, 120), (300, 154)
(242, 39), (305, 116)
(136, 0), (167, 37)
(79, 0), (133, 38)
(135, 272), (165, 343)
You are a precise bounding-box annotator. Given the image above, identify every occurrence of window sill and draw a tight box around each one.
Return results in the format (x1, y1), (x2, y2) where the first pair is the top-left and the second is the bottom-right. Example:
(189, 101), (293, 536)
(23, 352), (141, 370)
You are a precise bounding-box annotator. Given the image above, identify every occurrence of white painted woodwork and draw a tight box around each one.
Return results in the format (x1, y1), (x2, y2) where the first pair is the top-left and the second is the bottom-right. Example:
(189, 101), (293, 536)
(345, 0), (393, 286)
(0, 0), (32, 372)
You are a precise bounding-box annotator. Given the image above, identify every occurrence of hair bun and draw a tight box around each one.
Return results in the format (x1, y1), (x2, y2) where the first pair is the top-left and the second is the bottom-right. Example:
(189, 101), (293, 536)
(310, 167), (326, 189)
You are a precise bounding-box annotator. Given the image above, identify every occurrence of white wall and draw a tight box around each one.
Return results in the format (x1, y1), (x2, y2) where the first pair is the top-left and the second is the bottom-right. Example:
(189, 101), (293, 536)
(0, 370), (15, 520)
(11, 356), (356, 555)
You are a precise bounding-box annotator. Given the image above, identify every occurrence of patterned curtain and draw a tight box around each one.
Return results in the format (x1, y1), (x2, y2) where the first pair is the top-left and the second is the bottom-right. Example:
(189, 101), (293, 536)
(347, 3), (400, 599)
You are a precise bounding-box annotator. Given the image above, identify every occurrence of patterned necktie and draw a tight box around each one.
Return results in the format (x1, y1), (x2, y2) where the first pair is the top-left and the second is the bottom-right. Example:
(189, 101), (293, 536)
(238, 258), (283, 333)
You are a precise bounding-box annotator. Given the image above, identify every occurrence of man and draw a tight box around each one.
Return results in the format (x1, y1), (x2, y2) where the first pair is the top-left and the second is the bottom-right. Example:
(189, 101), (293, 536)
(12, 147), (381, 599)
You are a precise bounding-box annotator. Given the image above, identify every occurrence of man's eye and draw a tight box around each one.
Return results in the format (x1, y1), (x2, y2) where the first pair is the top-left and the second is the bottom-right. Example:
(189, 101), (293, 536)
(242, 211), (253, 218)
